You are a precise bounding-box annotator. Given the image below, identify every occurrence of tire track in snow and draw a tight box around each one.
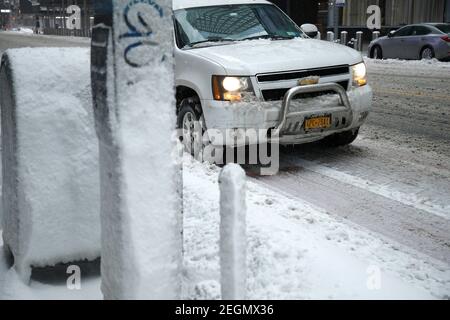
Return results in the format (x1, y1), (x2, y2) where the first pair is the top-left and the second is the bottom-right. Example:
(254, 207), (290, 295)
(278, 140), (450, 223)
(252, 166), (450, 265)
(372, 87), (450, 102)
(293, 158), (449, 220)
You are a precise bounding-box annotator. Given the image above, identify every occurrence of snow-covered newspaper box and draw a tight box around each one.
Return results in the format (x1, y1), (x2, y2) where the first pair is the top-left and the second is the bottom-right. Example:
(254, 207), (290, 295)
(91, 0), (182, 299)
(0, 48), (100, 280)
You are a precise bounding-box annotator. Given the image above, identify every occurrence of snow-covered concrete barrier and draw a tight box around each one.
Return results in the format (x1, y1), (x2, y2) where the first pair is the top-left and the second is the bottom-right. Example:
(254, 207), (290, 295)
(0, 48), (100, 280)
(91, 0), (182, 299)
(219, 164), (247, 300)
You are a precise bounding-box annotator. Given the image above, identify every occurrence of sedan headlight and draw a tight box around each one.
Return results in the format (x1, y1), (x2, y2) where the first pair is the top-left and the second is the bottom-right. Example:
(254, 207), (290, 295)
(212, 76), (255, 102)
(351, 62), (367, 87)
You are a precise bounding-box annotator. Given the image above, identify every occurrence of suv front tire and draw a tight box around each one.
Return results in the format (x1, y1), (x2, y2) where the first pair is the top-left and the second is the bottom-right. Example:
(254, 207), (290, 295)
(177, 97), (204, 157)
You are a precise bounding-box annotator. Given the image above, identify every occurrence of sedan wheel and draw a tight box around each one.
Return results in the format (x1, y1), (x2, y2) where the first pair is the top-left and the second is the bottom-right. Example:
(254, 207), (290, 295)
(421, 47), (434, 60)
(372, 46), (382, 59)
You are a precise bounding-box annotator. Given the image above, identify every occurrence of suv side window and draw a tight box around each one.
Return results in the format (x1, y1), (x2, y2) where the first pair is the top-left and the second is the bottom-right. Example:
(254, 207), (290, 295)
(394, 26), (413, 37)
(412, 26), (432, 36)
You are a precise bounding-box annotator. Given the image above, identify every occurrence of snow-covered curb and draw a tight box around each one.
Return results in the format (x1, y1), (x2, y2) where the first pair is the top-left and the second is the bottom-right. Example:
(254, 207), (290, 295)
(365, 56), (450, 78)
(365, 56), (450, 67)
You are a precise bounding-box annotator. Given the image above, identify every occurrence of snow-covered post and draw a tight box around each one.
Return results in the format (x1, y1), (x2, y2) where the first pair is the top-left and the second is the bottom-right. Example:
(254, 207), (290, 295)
(219, 164), (247, 300)
(91, 0), (182, 300)
(356, 31), (364, 52)
(340, 31), (348, 46)
(372, 31), (380, 41)
(327, 31), (334, 42)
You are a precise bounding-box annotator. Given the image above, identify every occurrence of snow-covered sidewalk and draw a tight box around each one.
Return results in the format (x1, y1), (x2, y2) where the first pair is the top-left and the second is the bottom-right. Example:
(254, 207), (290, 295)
(1, 157), (448, 299)
(182, 158), (448, 299)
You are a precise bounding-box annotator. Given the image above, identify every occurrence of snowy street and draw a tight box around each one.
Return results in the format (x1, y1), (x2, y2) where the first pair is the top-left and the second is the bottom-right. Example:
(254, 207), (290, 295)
(0, 31), (90, 53)
(0, 31), (449, 299)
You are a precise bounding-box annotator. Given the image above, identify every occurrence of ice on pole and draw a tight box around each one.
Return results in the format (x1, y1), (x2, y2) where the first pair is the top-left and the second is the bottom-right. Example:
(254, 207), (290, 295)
(91, 0), (182, 299)
(219, 164), (247, 300)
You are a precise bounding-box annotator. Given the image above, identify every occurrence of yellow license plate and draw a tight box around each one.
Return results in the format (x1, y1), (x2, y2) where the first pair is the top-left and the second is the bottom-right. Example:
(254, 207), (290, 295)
(305, 116), (332, 130)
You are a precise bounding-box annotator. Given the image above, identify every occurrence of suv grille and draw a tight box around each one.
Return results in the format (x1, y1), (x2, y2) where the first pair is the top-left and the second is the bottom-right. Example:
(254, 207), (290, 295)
(261, 80), (350, 101)
(256, 65), (349, 83)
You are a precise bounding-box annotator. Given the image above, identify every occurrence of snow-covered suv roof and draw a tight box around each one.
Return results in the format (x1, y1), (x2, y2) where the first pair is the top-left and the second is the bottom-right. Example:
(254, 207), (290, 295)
(173, 0), (271, 11)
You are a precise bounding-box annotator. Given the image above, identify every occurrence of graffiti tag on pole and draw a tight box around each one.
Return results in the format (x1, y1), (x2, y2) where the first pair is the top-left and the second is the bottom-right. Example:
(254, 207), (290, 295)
(120, 0), (165, 68)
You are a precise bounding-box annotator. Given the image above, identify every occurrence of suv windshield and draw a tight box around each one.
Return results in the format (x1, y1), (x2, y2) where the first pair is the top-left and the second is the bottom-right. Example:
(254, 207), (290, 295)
(174, 4), (303, 48)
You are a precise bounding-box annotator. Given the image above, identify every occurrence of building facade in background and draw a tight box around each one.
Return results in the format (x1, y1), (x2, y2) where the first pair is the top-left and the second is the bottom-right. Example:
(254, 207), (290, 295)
(341, 0), (448, 27)
(1, 0), (14, 29)
(4, 0), (449, 36)
(271, 0), (449, 35)
(17, 0), (92, 35)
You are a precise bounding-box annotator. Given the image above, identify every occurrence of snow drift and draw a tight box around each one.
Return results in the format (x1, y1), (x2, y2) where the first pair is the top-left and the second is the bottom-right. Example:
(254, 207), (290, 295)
(0, 48), (100, 280)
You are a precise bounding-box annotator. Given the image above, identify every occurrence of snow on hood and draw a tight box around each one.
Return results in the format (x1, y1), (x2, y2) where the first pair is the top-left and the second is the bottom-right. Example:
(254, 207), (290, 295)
(191, 38), (363, 75)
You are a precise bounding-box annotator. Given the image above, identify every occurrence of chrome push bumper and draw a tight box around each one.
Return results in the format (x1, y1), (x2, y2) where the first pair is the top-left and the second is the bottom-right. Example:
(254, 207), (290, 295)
(272, 83), (353, 138)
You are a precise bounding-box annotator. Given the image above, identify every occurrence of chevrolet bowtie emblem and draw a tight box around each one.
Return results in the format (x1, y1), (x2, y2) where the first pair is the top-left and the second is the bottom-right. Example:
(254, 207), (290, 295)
(299, 76), (320, 86)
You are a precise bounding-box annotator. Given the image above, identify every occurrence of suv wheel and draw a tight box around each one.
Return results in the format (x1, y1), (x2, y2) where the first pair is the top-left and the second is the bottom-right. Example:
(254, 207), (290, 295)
(177, 97), (204, 157)
(322, 128), (360, 147)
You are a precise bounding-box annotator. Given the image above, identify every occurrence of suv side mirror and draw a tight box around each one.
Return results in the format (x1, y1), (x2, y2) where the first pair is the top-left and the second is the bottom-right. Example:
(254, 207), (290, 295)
(301, 24), (319, 38)
(388, 30), (396, 38)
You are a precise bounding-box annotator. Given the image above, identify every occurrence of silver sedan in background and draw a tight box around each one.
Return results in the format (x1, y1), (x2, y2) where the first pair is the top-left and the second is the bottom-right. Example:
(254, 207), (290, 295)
(368, 23), (450, 61)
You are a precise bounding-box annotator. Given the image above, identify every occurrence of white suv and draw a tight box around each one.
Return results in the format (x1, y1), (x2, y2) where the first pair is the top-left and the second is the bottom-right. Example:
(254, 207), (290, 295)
(174, 0), (372, 148)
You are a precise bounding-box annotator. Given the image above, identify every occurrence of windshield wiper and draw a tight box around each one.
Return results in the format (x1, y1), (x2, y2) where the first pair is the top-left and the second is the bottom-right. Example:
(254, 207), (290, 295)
(240, 34), (295, 41)
(187, 37), (235, 48)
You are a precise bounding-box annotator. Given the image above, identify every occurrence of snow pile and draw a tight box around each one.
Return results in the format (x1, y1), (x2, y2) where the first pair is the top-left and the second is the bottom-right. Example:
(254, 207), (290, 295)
(10, 27), (34, 34)
(365, 57), (450, 78)
(219, 164), (247, 300)
(183, 158), (449, 299)
(0, 48), (100, 280)
(96, 0), (182, 299)
(365, 56), (450, 67)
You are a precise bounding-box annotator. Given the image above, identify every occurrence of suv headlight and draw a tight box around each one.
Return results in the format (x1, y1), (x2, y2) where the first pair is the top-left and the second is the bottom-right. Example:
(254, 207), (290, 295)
(212, 76), (255, 102)
(351, 62), (367, 87)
